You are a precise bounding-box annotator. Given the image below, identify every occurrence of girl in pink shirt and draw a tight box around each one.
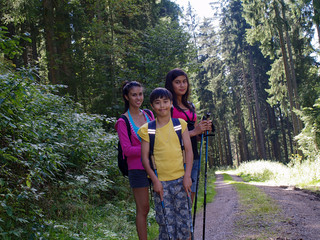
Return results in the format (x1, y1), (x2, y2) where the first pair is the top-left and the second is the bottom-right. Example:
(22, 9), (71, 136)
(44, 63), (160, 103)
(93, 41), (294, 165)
(115, 81), (154, 240)
(165, 68), (212, 203)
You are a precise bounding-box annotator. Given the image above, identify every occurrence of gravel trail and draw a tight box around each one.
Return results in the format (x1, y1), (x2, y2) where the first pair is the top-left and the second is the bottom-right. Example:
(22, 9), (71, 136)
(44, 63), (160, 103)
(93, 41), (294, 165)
(193, 173), (320, 240)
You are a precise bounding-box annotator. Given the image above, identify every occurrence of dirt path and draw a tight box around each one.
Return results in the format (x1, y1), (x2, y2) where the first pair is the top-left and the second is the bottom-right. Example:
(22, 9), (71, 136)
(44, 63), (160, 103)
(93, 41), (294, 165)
(193, 174), (238, 240)
(193, 173), (320, 240)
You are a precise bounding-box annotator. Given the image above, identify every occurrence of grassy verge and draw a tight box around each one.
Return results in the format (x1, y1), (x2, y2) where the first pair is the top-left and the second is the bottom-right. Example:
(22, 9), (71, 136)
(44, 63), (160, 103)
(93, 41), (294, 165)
(233, 159), (320, 192)
(41, 181), (159, 240)
(44, 169), (216, 240)
(43, 201), (158, 240)
(223, 173), (286, 239)
(193, 168), (217, 211)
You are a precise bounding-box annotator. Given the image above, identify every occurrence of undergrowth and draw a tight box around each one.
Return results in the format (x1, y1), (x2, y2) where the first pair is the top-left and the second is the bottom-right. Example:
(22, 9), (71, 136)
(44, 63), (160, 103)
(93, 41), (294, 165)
(193, 168), (217, 212)
(234, 156), (320, 191)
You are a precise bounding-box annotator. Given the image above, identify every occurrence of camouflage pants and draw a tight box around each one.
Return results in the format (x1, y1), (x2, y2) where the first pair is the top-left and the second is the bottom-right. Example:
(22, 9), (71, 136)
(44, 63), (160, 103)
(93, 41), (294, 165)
(154, 177), (191, 240)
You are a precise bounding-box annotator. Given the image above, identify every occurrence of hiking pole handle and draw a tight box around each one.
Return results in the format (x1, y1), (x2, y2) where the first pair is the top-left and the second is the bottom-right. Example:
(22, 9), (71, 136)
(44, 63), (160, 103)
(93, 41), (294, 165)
(204, 112), (215, 137)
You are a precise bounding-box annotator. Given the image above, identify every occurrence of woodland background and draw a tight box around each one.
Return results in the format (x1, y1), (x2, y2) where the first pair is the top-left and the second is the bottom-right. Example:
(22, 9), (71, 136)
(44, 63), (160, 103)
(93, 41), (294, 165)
(0, 0), (319, 239)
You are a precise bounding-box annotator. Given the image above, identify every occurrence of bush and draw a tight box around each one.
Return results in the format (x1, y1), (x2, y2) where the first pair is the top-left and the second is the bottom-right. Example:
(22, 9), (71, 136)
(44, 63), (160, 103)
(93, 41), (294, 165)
(295, 96), (320, 160)
(0, 64), (121, 238)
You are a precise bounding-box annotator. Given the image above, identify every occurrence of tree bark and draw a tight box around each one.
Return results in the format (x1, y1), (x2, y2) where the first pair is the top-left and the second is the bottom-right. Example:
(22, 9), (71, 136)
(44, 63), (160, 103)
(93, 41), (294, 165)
(241, 61), (257, 159)
(279, 107), (289, 163)
(56, 0), (74, 96)
(43, 0), (59, 84)
(235, 90), (249, 162)
(216, 121), (224, 167)
(274, 1), (300, 139)
(267, 105), (281, 160)
(225, 123), (233, 166)
(249, 49), (266, 159)
(280, 0), (303, 133)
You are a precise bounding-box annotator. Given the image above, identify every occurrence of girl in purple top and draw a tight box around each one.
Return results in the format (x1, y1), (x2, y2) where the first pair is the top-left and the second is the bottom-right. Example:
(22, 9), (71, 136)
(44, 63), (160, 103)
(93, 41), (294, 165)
(115, 81), (154, 240)
(165, 68), (212, 203)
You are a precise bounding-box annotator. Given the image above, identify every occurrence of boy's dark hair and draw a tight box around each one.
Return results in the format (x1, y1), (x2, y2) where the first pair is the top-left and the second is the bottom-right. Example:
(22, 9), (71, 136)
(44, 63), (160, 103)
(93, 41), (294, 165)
(150, 87), (172, 105)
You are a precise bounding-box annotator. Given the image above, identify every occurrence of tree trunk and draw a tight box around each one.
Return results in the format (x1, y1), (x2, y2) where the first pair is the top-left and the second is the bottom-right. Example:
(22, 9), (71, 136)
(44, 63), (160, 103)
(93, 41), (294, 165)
(56, 0), (74, 96)
(286, 116), (294, 155)
(267, 105), (281, 161)
(280, 0), (303, 133)
(43, 0), (59, 84)
(237, 132), (244, 164)
(30, 24), (39, 66)
(225, 123), (233, 166)
(241, 61), (257, 159)
(235, 137), (240, 167)
(223, 124), (229, 166)
(216, 121), (224, 167)
(274, 1), (300, 140)
(313, 0), (320, 45)
(249, 49), (266, 159)
(235, 90), (249, 162)
(279, 107), (289, 163)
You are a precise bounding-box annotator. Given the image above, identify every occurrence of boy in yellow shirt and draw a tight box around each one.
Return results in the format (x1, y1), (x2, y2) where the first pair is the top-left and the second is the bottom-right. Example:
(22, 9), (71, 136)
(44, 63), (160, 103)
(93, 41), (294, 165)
(138, 87), (193, 240)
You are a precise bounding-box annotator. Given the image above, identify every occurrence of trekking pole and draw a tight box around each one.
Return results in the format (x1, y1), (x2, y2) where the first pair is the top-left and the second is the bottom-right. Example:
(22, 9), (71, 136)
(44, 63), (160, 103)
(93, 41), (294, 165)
(203, 113), (211, 240)
(151, 155), (172, 240)
(187, 191), (194, 240)
(192, 116), (205, 230)
(183, 150), (194, 240)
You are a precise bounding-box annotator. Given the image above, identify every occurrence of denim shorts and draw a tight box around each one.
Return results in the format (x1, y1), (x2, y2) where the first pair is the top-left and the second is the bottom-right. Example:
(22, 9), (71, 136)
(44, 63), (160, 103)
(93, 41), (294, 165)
(128, 169), (150, 188)
(191, 159), (200, 192)
(154, 177), (191, 240)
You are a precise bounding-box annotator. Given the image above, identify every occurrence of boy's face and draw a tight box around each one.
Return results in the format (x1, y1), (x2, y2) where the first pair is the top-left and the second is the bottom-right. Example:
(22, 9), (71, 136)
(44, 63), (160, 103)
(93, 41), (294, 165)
(151, 97), (172, 117)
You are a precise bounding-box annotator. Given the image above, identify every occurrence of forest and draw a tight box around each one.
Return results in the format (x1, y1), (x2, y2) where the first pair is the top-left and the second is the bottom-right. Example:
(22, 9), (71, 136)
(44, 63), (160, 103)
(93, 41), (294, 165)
(0, 0), (319, 239)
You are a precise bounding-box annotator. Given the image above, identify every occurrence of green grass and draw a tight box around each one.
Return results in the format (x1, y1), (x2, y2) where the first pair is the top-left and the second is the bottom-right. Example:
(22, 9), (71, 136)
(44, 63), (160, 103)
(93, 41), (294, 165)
(41, 169), (216, 240)
(41, 191), (159, 240)
(233, 158), (320, 192)
(193, 168), (217, 211)
(222, 173), (285, 239)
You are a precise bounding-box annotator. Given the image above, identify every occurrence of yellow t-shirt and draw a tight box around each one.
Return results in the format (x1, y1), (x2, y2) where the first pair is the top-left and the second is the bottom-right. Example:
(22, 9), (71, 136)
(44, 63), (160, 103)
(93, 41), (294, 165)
(138, 118), (187, 181)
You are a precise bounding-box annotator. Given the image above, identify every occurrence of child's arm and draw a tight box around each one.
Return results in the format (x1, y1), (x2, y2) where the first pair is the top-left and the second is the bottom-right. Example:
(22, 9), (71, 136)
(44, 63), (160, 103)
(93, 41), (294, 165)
(141, 139), (164, 200)
(182, 129), (193, 195)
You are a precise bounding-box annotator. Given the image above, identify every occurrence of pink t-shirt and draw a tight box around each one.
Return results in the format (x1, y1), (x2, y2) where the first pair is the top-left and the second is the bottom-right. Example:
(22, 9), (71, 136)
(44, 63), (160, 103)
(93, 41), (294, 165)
(172, 106), (197, 122)
(115, 110), (154, 170)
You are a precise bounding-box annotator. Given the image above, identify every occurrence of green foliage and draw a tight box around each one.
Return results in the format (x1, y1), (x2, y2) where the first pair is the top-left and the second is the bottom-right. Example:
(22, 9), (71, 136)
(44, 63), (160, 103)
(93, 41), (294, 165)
(42, 202), (157, 240)
(0, 26), (30, 59)
(295, 96), (320, 159)
(0, 64), (121, 238)
(235, 159), (320, 188)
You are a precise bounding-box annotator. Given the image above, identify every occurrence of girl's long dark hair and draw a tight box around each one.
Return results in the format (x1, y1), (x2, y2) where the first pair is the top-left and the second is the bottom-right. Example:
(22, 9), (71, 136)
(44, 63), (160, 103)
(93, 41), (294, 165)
(165, 68), (194, 113)
(122, 81), (143, 112)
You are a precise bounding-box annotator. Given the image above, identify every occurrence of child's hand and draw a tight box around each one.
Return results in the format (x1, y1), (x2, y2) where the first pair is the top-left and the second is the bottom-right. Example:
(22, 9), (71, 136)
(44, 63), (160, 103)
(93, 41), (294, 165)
(153, 179), (164, 200)
(183, 175), (192, 196)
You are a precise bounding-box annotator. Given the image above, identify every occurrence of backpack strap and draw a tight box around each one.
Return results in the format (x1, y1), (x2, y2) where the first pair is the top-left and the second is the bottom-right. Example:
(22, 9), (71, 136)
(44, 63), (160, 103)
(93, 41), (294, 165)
(120, 115), (131, 143)
(172, 118), (186, 166)
(143, 109), (153, 120)
(172, 118), (183, 150)
(148, 120), (156, 171)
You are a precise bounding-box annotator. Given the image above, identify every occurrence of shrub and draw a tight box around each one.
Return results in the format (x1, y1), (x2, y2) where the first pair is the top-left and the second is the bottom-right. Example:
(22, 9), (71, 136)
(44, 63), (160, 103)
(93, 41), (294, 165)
(0, 64), (120, 238)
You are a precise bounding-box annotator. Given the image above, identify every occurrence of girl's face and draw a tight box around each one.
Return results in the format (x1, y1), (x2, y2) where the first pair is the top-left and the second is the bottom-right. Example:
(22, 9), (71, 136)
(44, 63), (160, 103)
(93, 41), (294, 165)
(172, 75), (188, 96)
(125, 86), (144, 108)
